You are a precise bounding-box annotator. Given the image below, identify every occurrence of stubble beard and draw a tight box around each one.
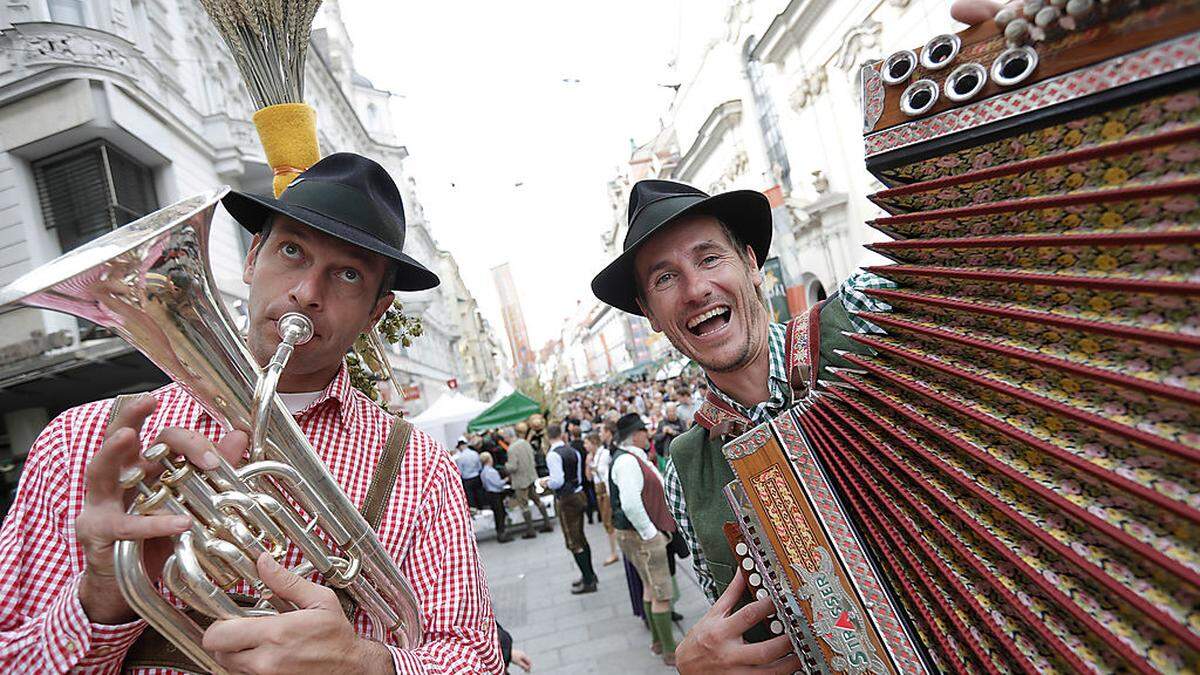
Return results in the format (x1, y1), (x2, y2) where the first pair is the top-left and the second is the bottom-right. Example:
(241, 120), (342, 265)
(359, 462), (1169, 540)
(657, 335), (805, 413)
(693, 335), (752, 374)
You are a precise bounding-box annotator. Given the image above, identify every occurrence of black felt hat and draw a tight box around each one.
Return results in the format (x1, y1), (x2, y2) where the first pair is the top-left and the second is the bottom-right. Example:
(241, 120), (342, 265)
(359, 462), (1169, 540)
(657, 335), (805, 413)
(591, 179), (771, 315)
(616, 412), (647, 442)
(222, 152), (440, 291)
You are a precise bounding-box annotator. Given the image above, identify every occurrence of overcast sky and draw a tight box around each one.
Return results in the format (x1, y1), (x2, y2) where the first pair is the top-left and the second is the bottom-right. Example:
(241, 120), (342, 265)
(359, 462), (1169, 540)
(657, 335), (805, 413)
(340, 1), (687, 353)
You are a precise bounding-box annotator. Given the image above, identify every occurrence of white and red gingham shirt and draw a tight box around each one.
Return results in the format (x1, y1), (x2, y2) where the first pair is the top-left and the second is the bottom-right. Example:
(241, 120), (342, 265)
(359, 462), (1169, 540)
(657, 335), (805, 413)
(0, 365), (503, 674)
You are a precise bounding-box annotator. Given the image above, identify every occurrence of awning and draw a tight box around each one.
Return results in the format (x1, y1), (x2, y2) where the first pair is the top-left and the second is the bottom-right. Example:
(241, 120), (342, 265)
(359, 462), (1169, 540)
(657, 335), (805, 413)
(654, 357), (691, 381)
(611, 362), (652, 382)
(409, 391), (491, 449)
(467, 391), (540, 432)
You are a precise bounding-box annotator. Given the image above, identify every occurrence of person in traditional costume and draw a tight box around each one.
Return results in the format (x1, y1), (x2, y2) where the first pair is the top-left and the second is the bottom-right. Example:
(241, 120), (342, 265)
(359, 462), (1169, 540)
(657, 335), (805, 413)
(590, 178), (893, 672)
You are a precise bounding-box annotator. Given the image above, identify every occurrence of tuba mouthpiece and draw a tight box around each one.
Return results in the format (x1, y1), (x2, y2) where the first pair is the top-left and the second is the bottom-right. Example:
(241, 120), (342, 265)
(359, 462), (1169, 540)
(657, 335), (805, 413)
(277, 312), (314, 346)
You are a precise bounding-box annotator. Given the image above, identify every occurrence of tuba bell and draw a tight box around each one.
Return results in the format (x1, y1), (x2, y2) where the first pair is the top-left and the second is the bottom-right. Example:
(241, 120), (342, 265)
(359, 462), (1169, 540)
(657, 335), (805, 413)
(0, 189), (422, 673)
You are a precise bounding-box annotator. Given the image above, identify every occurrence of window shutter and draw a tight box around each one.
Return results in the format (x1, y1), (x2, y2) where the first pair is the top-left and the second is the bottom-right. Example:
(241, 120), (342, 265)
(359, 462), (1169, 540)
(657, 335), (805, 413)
(107, 146), (158, 224)
(34, 149), (111, 252)
(33, 142), (158, 253)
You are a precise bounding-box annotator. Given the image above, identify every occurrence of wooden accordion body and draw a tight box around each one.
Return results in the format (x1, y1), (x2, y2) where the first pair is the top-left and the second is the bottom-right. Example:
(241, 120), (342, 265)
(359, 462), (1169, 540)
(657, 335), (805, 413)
(722, 2), (1200, 673)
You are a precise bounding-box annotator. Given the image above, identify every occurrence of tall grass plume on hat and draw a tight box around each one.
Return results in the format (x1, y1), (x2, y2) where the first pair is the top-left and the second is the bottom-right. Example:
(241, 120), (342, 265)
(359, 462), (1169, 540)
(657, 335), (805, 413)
(199, 0), (421, 407)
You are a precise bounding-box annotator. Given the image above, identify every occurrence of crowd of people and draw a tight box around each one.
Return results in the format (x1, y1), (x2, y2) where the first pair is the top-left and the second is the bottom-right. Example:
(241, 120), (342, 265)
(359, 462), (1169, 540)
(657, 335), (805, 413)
(450, 370), (707, 666)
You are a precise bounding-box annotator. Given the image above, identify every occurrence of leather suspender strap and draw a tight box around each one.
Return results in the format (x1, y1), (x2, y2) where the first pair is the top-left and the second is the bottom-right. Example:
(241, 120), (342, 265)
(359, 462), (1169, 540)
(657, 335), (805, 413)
(362, 415), (413, 530)
(122, 414), (413, 672)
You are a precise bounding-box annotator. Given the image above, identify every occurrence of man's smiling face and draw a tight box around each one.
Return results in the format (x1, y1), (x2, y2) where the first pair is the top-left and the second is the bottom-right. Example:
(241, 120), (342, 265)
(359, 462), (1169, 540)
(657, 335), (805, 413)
(634, 214), (769, 374)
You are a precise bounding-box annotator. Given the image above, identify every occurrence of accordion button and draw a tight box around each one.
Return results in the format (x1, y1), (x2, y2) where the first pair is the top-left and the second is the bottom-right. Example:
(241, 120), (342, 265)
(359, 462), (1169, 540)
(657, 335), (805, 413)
(994, 6), (1018, 26)
(735, 542), (749, 556)
(749, 573), (762, 586)
(770, 621), (784, 634)
(1005, 18), (1031, 44)
(757, 589), (769, 600)
(1035, 6), (1061, 27)
(742, 558), (755, 571)
(1067, 0), (1093, 17)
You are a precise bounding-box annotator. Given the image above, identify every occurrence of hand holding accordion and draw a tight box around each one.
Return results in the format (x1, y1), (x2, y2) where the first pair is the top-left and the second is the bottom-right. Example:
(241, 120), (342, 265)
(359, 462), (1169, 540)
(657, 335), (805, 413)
(722, 2), (1200, 673)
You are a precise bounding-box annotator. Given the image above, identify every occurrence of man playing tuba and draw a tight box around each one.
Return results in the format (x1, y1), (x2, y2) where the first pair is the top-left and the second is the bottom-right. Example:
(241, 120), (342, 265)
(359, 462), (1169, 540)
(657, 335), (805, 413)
(0, 154), (504, 673)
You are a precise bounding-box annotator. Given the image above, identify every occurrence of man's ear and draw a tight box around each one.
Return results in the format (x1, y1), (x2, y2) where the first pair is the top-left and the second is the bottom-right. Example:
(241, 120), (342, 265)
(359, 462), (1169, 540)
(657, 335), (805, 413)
(242, 234), (264, 285)
(365, 292), (394, 333)
(637, 297), (662, 332)
(745, 244), (763, 289)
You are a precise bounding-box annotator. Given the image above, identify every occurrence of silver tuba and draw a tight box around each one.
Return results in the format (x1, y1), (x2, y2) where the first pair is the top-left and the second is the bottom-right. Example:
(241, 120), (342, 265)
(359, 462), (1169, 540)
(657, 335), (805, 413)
(0, 189), (422, 673)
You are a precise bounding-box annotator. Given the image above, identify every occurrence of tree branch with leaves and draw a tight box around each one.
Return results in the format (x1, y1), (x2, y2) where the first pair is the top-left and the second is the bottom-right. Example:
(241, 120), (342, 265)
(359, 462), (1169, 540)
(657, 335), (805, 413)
(346, 299), (423, 408)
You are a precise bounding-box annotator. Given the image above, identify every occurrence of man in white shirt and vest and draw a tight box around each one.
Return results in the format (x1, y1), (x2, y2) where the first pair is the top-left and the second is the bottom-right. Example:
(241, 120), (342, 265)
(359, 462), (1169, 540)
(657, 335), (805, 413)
(610, 413), (678, 666)
(539, 425), (598, 594)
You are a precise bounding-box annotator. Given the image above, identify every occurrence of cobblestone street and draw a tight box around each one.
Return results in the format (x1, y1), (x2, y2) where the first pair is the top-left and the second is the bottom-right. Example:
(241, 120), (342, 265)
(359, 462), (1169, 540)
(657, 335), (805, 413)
(476, 511), (707, 674)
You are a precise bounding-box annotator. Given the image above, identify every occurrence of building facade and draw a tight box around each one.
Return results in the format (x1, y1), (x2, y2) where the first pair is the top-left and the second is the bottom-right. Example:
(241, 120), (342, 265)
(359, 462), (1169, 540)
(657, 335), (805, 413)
(0, 0), (489, 499)
(627, 0), (963, 316)
(438, 251), (501, 402)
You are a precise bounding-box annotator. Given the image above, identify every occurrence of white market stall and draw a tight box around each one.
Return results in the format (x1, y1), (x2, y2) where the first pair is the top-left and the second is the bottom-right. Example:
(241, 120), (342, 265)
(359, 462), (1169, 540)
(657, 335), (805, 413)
(409, 391), (491, 450)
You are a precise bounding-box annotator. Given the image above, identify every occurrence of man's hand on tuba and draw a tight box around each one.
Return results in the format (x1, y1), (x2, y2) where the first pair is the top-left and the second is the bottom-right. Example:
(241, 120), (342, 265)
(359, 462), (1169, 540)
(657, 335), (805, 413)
(76, 395), (248, 625)
(204, 553), (394, 674)
(77, 401), (391, 671)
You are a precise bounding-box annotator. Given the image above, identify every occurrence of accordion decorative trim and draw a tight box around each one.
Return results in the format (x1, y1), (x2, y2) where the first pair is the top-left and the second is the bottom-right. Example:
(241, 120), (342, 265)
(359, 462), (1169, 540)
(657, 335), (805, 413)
(862, 63), (886, 133)
(721, 413), (929, 673)
(864, 31), (1200, 158)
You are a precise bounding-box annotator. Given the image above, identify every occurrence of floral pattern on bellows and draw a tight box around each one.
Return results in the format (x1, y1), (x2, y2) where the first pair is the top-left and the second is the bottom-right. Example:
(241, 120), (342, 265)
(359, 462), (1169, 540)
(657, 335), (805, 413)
(828, 388), (1198, 672)
(826, 398), (1119, 672)
(880, 297), (1200, 394)
(877, 241), (1200, 284)
(845, 384), (1200, 616)
(868, 273), (1200, 338)
(879, 90), (1200, 185)
(812, 403), (1043, 672)
(837, 55), (1200, 675)
(871, 323), (1200, 455)
(873, 189), (1200, 240)
(861, 344), (1200, 515)
(873, 136), (1200, 213)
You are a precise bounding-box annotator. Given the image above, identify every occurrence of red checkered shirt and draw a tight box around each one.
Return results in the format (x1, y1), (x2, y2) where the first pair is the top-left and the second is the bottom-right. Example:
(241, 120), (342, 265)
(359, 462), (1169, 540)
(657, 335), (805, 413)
(0, 364), (503, 673)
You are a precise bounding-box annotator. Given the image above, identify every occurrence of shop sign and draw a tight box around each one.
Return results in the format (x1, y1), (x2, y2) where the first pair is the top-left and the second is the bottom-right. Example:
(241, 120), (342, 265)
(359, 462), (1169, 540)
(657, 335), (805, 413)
(762, 257), (792, 323)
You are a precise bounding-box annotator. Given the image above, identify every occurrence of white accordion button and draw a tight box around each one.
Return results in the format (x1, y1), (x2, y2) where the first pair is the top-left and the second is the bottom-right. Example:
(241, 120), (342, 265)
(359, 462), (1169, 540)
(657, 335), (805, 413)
(749, 573), (762, 587)
(770, 620), (784, 634)
(756, 588), (769, 600)
(735, 542), (749, 556)
(741, 558), (755, 571)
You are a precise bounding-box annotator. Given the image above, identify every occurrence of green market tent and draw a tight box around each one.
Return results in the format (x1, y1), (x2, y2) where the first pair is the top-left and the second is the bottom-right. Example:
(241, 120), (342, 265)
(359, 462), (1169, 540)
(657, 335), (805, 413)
(466, 391), (540, 432)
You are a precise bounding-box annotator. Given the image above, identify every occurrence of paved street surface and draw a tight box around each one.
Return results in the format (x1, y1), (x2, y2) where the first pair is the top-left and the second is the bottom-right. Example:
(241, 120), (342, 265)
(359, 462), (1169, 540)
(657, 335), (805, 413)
(476, 511), (708, 673)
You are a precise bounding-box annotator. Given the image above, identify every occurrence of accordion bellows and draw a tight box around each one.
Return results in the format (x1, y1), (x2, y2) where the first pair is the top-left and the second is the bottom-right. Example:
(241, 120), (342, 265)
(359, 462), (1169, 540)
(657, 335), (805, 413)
(722, 3), (1200, 674)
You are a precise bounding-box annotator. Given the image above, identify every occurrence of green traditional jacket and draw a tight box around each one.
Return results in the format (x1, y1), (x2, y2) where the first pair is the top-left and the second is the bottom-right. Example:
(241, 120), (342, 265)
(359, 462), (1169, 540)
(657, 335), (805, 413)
(669, 294), (869, 607)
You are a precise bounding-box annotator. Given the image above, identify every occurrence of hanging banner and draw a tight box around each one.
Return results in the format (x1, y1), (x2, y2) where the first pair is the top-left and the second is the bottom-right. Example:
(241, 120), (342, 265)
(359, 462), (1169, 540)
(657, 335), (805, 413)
(762, 257), (791, 323)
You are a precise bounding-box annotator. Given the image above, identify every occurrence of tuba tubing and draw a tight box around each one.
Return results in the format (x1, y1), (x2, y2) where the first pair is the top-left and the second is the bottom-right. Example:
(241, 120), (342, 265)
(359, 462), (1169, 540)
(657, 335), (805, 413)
(0, 190), (423, 668)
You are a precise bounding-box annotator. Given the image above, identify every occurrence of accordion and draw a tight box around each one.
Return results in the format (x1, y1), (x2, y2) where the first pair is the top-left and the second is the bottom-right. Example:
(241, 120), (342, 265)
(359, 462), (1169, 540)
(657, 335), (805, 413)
(722, 2), (1200, 673)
